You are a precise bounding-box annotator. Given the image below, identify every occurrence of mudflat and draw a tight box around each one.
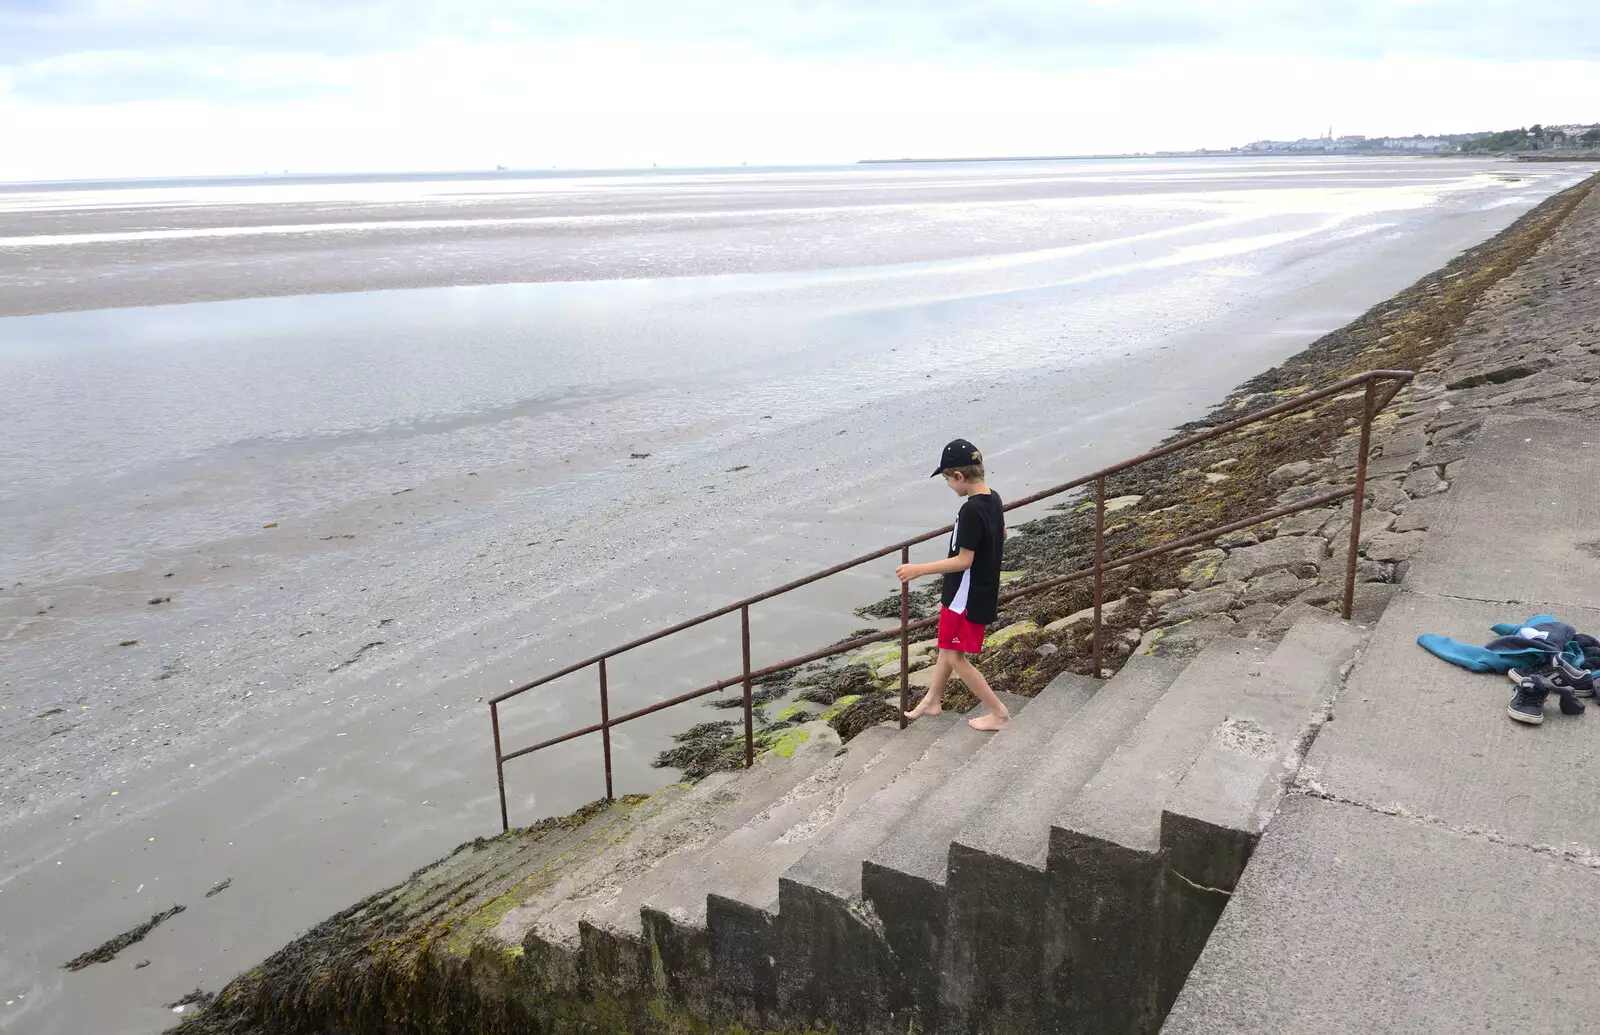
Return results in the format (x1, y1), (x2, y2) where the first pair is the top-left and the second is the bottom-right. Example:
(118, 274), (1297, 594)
(0, 159), (1570, 316)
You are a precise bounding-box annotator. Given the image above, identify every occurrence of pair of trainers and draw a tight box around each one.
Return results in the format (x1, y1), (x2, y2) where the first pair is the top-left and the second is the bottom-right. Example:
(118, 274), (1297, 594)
(1507, 656), (1595, 725)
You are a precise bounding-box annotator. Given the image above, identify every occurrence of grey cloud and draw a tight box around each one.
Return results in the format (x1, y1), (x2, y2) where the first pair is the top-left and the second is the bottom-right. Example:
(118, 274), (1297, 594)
(2, 0), (1597, 104)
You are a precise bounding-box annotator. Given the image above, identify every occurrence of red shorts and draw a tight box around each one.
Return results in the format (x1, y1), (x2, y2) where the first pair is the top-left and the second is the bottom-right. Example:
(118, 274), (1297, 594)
(936, 607), (987, 654)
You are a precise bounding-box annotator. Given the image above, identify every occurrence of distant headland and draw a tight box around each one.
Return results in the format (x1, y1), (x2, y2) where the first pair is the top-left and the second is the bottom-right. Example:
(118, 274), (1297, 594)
(861, 122), (1600, 164)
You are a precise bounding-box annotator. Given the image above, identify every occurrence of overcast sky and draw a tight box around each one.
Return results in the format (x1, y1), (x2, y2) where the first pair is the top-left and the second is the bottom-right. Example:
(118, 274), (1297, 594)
(2, 0), (1598, 180)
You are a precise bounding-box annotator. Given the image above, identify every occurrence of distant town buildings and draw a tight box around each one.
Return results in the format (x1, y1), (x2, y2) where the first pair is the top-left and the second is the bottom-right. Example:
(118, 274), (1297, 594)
(1240, 131), (1471, 154)
(1237, 124), (1600, 155)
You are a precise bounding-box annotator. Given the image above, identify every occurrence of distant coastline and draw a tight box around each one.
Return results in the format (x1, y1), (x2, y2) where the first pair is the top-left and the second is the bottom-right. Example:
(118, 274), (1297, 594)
(860, 152), (1235, 164)
(1515, 153), (1600, 162)
(858, 151), (1462, 164)
(862, 123), (1600, 165)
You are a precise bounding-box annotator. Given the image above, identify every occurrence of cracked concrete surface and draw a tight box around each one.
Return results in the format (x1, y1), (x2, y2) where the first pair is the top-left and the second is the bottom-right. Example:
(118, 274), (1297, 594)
(1291, 785), (1600, 871)
(1167, 868), (1235, 898)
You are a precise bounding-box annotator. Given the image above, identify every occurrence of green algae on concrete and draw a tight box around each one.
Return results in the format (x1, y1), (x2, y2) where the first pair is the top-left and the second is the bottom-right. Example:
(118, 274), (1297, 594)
(771, 702), (819, 724)
(815, 694), (862, 725)
(760, 726), (812, 759)
(985, 620), (1040, 649)
(1178, 551), (1224, 587)
(846, 640), (901, 670)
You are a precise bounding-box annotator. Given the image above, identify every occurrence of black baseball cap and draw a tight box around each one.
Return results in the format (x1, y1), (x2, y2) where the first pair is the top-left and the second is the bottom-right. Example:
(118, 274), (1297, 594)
(931, 438), (983, 477)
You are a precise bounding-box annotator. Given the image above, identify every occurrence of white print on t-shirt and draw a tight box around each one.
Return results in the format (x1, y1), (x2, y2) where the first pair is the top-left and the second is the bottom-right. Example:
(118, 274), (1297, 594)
(949, 514), (972, 615)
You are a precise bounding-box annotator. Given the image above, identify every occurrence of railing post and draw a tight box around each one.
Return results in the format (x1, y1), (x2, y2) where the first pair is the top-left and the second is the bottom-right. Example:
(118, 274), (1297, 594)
(491, 701), (509, 833)
(1092, 475), (1107, 679)
(598, 659), (614, 801)
(741, 605), (755, 769)
(900, 545), (911, 729)
(1344, 379), (1378, 620)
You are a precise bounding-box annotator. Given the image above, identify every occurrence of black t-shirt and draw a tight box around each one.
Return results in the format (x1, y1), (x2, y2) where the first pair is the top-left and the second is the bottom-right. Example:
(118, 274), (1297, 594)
(942, 492), (1005, 625)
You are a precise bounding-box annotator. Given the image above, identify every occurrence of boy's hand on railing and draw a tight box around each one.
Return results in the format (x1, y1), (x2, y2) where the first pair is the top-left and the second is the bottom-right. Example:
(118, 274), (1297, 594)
(895, 563), (923, 583)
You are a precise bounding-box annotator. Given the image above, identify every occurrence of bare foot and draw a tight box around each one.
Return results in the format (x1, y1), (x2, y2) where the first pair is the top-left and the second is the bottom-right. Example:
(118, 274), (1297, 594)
(967, 712), (1009, 731)
(905, 699), (942, 720)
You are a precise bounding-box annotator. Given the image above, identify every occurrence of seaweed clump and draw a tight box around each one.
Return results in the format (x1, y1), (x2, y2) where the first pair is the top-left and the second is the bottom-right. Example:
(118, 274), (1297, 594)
(795, 663), (879, 706)
(856, 584), (938, 621)
(652, 720), (741, 780)
(826, 695), (901, 740)
(64, 905), (187, 971)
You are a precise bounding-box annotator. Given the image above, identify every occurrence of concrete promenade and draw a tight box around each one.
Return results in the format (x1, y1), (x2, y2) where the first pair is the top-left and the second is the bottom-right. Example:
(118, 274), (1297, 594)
(1165, 191), (1600, 1034)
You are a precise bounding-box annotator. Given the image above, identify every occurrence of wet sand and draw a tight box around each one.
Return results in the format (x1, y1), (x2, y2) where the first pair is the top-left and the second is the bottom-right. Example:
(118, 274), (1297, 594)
(0, 159), (1574, 317)
(0, 157), (1590, 1033)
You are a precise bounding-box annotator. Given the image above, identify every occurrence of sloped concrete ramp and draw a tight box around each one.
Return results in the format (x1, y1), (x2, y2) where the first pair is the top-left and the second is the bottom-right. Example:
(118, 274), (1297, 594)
(1402, 413), (1600, 607)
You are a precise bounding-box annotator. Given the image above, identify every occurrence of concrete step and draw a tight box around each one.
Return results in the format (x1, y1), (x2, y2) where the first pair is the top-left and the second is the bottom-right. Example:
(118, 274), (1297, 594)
(398, 795), (638, 919)
(1049, 617), (1365, 1035)
(373, 792), (666, 947)
(505, 720), (843, 993)
(579, 722), (922, 1015)
(858, 674), (1102, 1030)
(1049, 637), (1273, 1035)
(497, 776), (724, 936)
(692, 719), (957, 1020)
(939, 652), (1191, 1033)
(1156, 609), (1367, 1019)
(774, 691), (1032, 1030)
(486, 782), (701, 958)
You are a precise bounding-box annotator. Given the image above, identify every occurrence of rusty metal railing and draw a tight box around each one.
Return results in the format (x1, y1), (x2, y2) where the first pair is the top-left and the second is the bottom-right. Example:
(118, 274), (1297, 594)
(488, 370), (1413, 830)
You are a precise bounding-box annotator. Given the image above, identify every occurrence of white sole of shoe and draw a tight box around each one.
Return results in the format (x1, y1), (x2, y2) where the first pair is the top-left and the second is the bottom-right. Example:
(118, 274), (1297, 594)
(1507, 706), (1544, 725)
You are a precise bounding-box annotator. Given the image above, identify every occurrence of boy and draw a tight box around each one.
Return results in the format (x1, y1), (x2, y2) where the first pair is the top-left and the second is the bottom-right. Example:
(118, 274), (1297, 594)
(895, 438), (1010, 731)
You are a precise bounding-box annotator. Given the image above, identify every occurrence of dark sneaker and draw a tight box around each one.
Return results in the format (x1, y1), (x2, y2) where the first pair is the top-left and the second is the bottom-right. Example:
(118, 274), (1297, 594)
(1553, 655), (1596, 698)
(1508, 676), (1550, 725)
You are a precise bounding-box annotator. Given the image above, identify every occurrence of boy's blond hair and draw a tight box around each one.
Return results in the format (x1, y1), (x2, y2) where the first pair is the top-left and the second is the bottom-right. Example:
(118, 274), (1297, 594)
(946, 462), (985, 481)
